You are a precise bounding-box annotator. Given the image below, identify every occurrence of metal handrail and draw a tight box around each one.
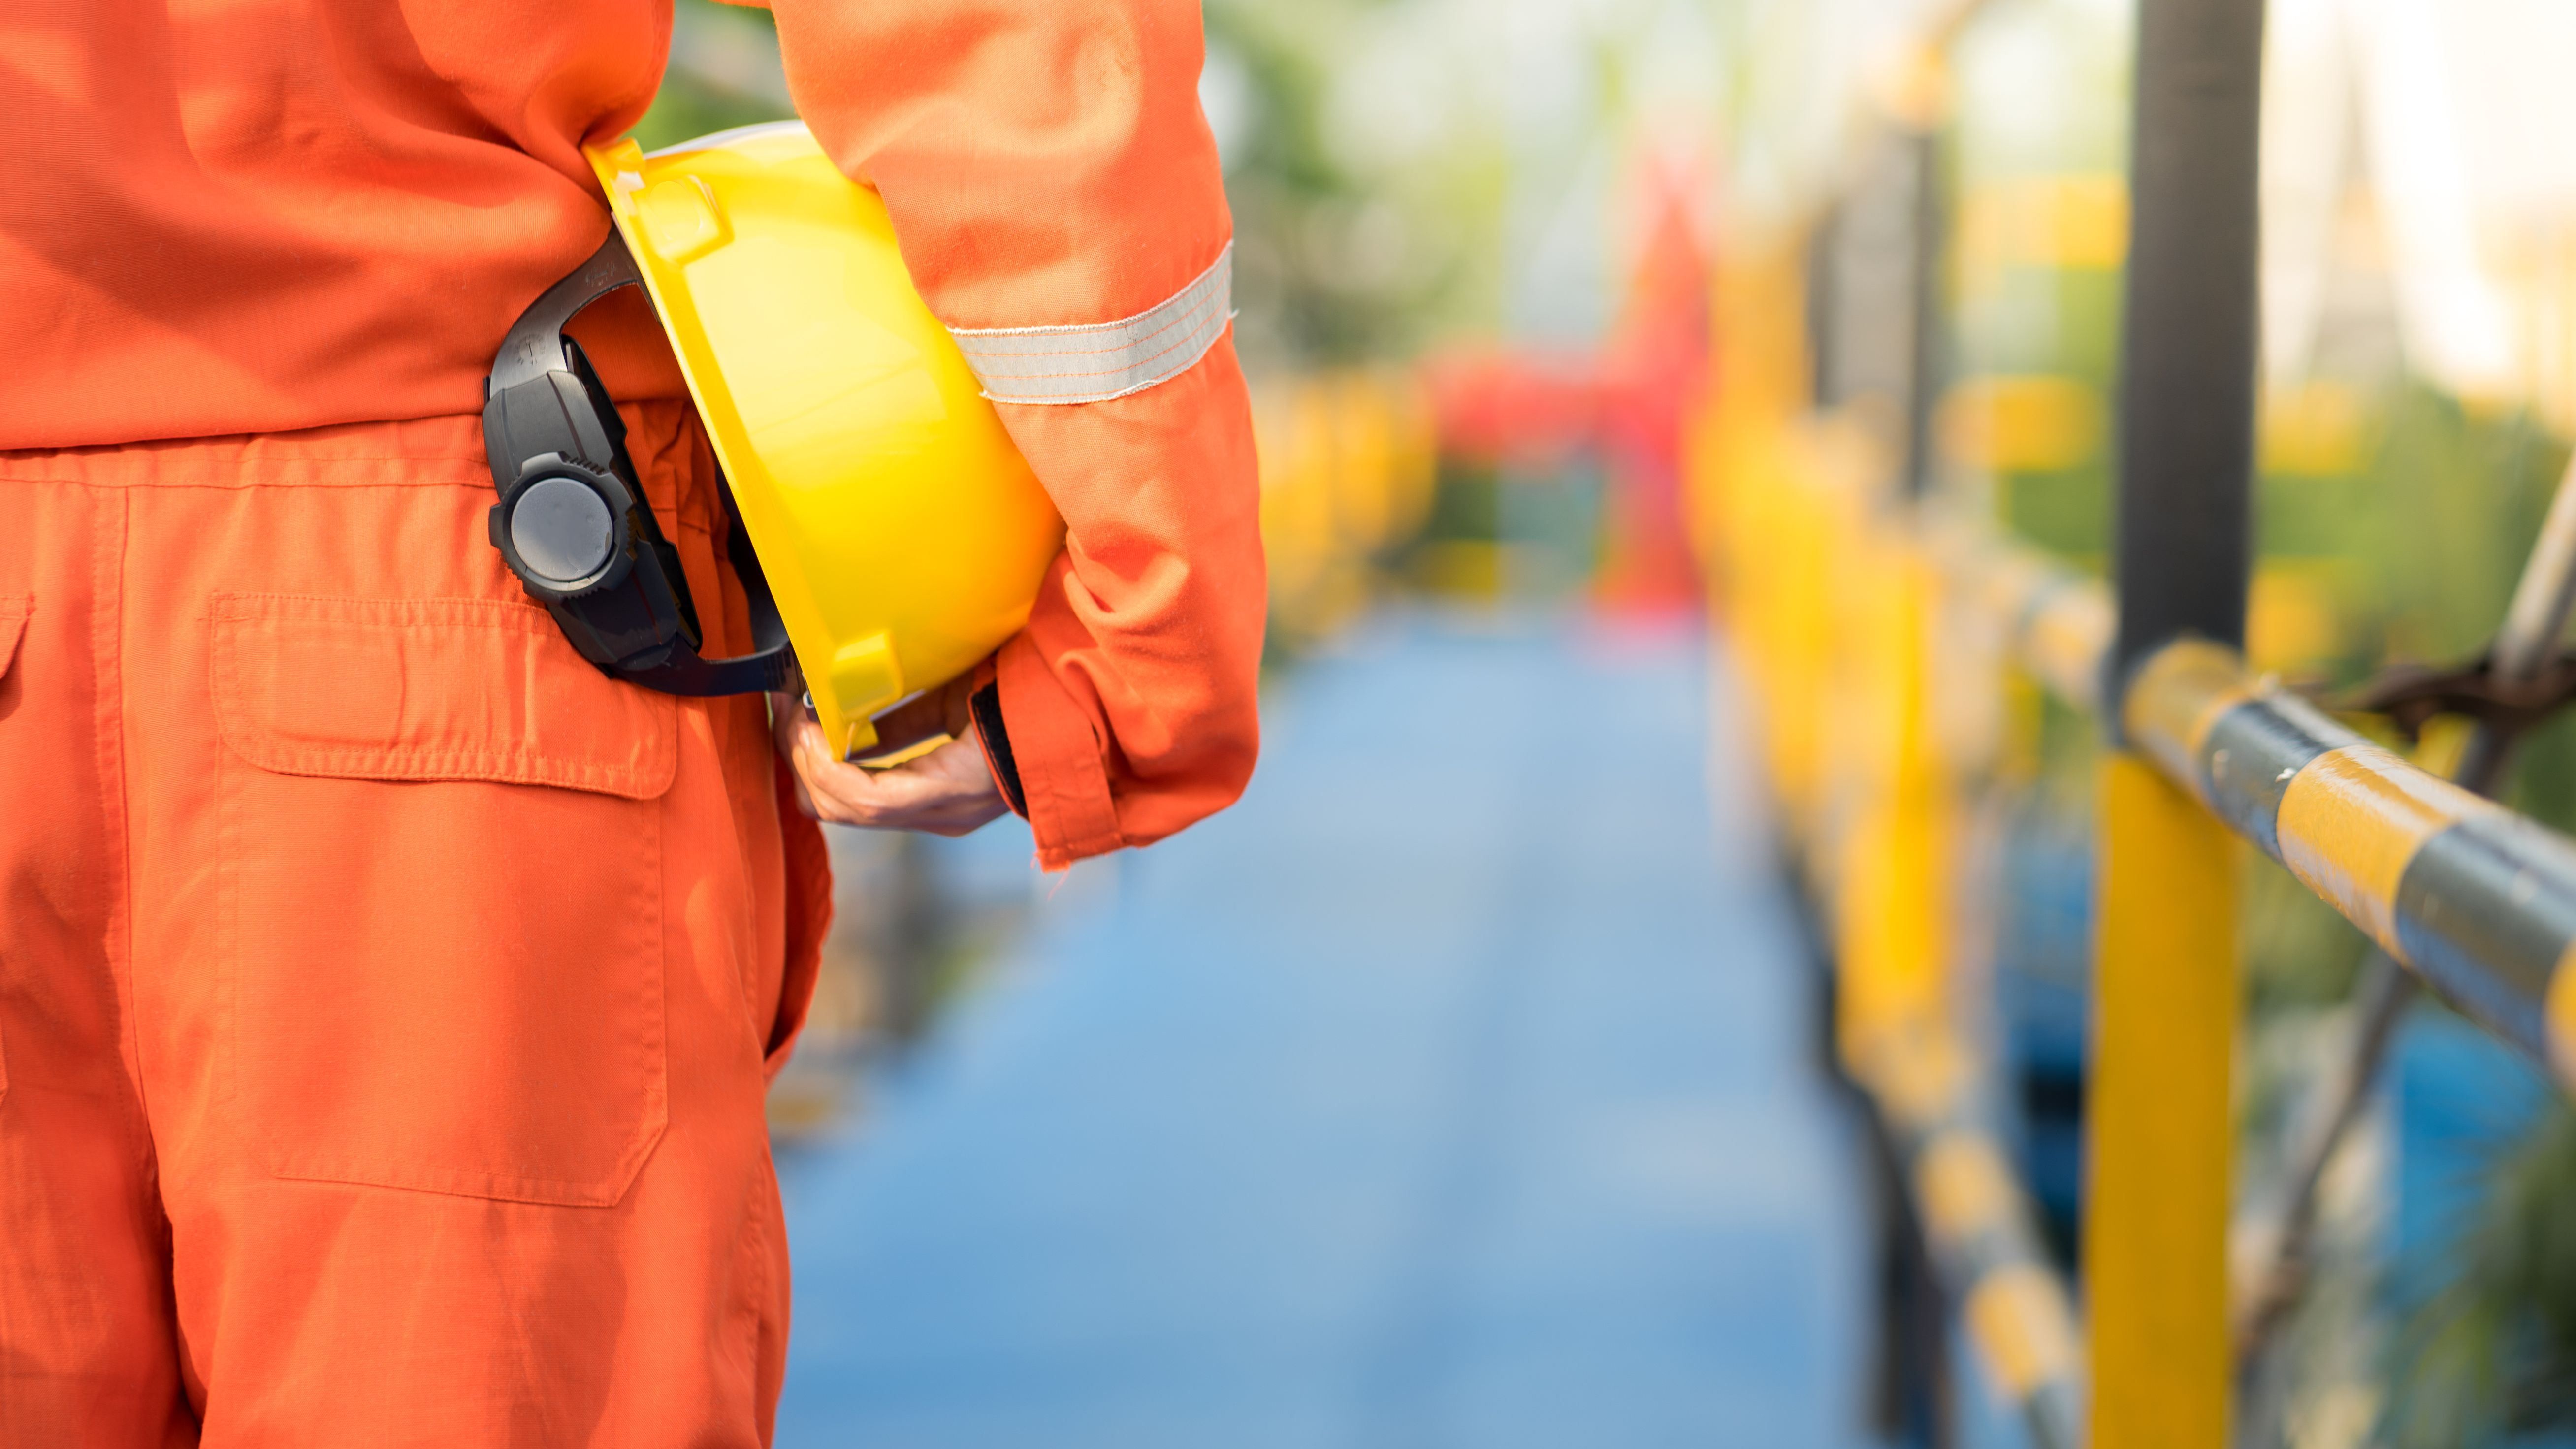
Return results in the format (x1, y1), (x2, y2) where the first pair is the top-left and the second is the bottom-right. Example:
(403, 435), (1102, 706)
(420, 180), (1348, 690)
(2124, 641), (2576, 1082)
(1930, 518), (2111, 715)
(1924, 501), (2576, 1090)
(1929, 523), (2576, 1089)
(1857, 1025), (2085, 1449)
(1732, 0), (2576, 1438)
(2230, 450), (2576, 1379)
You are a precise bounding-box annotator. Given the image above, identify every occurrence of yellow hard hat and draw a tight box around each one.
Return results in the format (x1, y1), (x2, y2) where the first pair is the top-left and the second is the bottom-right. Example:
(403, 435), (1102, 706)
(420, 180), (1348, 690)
(483, 121), (1063, 761)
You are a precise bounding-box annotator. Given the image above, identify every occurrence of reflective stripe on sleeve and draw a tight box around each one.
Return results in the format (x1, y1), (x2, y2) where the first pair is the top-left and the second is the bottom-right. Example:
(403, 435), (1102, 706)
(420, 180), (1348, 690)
(948, 243), (1234, 405)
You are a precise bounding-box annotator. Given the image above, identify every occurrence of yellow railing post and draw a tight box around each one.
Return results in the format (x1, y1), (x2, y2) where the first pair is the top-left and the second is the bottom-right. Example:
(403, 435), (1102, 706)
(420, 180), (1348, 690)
(2086, 754), (2238, 1448)
(2088, 0), (2265, 1437)
(1837, 535), (1950, 1071)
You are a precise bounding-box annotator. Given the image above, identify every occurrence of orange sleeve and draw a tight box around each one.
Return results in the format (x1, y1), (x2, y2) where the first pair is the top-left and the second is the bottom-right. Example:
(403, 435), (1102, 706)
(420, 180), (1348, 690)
(764, 0), (1265, 869)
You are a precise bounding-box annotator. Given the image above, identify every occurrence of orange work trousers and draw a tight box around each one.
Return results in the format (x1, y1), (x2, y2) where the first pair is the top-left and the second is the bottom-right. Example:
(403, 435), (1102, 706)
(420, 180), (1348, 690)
(0, 407), (830, 1447)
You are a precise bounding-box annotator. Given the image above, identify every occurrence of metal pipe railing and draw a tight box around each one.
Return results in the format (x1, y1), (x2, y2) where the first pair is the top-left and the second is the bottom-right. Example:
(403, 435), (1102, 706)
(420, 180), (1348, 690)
(1817, 516), (2092, 1449)
(1860, 1026), (2085, 1449)
(2123, 640), (2576, 1077)
(2230, 447), (2576, 1379)
(1932, 519), (2112, 716)
(1918, 507), (2576, 1447)
(1743, 9), (2092, 1445)
(1713, 0), (2576, 1441)
(2087, 0), (2267, 1436)
(1934, 519), (2576, 1095)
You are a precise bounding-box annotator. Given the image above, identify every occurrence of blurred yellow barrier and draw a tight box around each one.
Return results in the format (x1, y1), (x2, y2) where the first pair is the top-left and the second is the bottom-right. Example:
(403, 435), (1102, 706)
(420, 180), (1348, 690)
(1955, 173), (2128, 304)
(1937, 375), (2104, 474)
(1697, 2), (2576, 1442)
(1706, 213), (2576, 1449)
(1694, 236), (2085, 1449)
(1253, 368), (1439, 644)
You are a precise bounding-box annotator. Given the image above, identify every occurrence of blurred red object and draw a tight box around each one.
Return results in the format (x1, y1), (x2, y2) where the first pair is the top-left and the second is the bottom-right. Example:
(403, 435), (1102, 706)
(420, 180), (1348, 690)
(1594, 154), (1713, 619)
(1421, 347), (1602, 469)
(1420, 144), (1713, 620)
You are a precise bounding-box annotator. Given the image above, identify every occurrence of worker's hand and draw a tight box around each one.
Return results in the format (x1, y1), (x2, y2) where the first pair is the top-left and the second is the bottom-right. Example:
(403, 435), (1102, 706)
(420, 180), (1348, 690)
(770, 686), (1011, 837)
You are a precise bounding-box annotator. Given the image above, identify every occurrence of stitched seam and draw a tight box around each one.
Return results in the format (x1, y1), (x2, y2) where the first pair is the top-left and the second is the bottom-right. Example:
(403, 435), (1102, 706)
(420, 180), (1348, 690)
(983, 323), (1231, 408)
(958, 284), (1230, 366)
(0, 597), (30, 680)
(968, 304), (1228, 381)
(101, 489), (157, 1170)
(264, 1160), (630, 1201)
(0, 457), (480, 469)
(952, 243), (1234, 406)
(207, 597), (678, 798)
(208, 593), (552, 624)
(0, 482), (494, 495)
(225, 751), (662, 794)
(0, 472), (491, 496)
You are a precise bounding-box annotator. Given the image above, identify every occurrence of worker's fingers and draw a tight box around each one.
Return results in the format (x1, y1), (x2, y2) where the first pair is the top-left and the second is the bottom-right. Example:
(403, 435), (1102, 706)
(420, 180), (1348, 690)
(809, 746), (1001, 829)
(771, 705), (1006, 834)
(842, 747), (1010, 834)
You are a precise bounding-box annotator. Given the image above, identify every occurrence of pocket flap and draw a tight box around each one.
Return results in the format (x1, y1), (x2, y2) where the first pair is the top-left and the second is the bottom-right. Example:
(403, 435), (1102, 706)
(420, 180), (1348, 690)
(212, 594), (678, 799)
(0, 596), (28, 681)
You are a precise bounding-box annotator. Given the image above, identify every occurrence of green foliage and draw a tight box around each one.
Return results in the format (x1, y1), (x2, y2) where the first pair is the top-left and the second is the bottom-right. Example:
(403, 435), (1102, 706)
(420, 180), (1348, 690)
(629, 85), (779, 157)
(1201, 0), (1502, 370)
(629, 0), (791, 154)
(2387, 1105), (2576, 1447)
(2242, 855), (2371, 1012)
(2346, 389), (2564, 671)
(1994, 275), (2122, 557)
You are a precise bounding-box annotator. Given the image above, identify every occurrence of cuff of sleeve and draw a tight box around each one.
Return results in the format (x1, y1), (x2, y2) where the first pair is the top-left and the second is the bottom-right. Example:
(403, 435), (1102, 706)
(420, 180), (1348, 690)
(993, 633), (1125, 870)
(967, 660), (1027, 818)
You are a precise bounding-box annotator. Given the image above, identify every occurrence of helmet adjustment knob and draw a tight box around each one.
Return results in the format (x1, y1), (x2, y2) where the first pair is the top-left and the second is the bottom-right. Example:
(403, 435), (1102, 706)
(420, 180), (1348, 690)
(509, 474), (617, 586)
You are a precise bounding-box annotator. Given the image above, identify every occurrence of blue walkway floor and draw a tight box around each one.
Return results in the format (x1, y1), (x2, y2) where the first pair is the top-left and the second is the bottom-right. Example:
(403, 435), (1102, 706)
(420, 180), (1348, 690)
(774, 613), (1876, 1448)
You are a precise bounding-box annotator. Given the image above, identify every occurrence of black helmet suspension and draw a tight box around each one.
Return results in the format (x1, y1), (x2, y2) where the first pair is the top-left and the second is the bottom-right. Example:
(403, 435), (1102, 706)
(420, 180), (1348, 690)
(482, 230), (794, 696)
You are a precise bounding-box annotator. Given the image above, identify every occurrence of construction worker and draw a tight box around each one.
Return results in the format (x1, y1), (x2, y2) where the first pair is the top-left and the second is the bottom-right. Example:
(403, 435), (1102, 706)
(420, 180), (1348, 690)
(0, 1), (1262, 1443)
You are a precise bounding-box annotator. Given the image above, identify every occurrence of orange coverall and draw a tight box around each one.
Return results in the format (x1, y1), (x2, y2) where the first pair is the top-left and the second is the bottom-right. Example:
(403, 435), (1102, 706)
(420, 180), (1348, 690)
(0, 2), (1262, 1444)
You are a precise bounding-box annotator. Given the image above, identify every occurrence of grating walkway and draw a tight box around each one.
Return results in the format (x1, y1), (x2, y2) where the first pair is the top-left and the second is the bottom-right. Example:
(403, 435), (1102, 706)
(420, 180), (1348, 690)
(773, 613), (1876, 1448)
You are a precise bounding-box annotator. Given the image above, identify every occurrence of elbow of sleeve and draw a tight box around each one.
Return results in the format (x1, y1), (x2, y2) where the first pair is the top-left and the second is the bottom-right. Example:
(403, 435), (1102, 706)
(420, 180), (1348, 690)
(1161, 645), (1264, 823)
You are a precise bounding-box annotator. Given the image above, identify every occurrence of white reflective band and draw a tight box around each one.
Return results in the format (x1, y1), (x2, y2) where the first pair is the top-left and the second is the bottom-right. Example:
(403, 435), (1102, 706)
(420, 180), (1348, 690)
(948, 244), (1234, 406)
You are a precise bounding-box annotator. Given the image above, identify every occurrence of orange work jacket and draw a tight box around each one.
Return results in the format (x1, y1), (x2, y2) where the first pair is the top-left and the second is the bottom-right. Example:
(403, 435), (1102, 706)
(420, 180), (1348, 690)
(0, 0), (1265, 868)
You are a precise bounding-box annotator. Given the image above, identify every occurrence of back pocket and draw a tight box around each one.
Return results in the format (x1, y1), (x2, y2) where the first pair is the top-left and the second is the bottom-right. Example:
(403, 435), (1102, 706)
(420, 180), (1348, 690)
(211, 593), (678, 1205)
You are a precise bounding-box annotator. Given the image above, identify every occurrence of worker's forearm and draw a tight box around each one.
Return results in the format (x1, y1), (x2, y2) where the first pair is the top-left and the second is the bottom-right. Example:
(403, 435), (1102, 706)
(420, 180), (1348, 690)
(770, 0), (1264, 866)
